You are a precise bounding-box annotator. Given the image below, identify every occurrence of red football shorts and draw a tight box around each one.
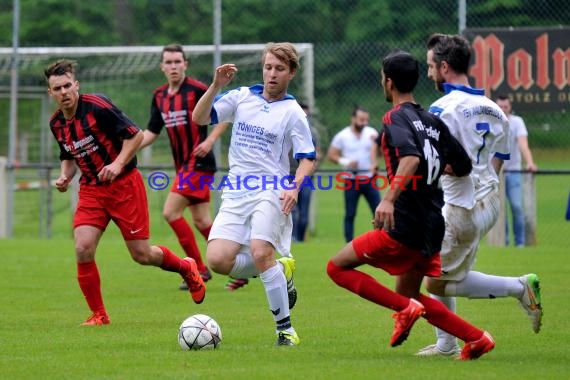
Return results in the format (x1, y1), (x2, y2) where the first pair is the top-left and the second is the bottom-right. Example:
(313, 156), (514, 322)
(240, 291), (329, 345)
(74, 169), (149, 240)
(171, 170), (213, 205)
(352, 228), (441, 277)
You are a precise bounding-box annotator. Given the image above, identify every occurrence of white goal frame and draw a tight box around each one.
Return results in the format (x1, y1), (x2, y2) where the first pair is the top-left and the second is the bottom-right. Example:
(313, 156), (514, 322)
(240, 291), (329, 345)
(0, 43), (314, 109)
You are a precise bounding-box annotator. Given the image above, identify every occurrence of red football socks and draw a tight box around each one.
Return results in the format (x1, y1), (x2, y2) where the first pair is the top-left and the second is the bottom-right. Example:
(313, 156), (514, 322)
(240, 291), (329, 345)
(198, 225), (212, 241)
(169, 218), (206, 271)
(77, 261), (106, 315)
(417, 294), (483, 342)
(327, 260), (408, 311)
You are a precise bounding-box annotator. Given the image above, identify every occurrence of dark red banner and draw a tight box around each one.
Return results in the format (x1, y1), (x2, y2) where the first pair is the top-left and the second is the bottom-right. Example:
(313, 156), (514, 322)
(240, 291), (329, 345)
(464, 27), (570, 111)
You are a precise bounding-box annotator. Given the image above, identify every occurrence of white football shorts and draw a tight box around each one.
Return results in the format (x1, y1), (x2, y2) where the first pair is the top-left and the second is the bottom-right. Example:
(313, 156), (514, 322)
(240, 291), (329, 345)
(208, 189), (293, 257)
(437, 186), (500, 281)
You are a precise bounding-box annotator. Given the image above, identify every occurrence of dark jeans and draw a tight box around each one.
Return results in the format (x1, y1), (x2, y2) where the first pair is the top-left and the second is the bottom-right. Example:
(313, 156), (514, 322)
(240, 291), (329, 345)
(343, 179), (381, 242)
(292, 184), (312, 242)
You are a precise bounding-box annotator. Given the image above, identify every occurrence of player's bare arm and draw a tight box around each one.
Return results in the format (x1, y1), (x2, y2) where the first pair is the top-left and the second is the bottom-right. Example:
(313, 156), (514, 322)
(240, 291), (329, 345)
(370, 140), (379, 173)
(139, 130), (159, 150)
(193, 64), (238, 125)
(518, 135), (538, 172)
(327, 146), (357, 169)
(98, 130), (143, 182)
(193, 123), (230, 157)
(490, 156), (504, 176)
(374, 155), (419, 230)
(280, 158), (315, 215)
(55, 159), (77, 192)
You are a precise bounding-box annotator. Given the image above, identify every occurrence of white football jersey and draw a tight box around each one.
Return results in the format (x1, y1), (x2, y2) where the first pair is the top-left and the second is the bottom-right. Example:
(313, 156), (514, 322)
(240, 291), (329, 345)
(502, 114), (528, 171)
(211, 85), (316, 198)
(330, 126), (378, 178)
(429, 83), (509, 209)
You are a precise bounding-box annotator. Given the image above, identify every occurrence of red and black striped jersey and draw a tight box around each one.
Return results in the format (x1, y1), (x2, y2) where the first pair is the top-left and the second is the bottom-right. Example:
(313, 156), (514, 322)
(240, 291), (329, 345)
(379, 102), (472, 256)
(147, 76), (217, 173)
(50, 93), (140, 185)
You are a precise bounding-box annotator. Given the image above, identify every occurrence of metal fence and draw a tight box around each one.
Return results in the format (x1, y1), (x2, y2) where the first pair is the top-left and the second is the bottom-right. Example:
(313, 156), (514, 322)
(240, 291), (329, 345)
(0, 0), (568, 239)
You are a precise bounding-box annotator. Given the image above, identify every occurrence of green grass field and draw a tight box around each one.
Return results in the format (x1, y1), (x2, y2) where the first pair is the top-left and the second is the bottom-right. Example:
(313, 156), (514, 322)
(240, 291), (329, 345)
(1, 168), (569, 379)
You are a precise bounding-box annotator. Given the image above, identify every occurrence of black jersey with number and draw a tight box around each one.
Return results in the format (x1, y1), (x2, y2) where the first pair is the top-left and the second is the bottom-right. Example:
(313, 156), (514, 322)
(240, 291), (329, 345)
(379, 102), (472, 256)
(50, 94), (140, 185)
(147, 76), (217, 173)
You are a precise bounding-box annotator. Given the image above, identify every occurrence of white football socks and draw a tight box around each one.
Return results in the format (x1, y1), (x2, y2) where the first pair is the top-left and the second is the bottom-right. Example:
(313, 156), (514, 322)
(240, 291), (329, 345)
(431, 294), (459, 351)
(259, 263), (290, 330)
(229, 252), (258, 279)
(445, 271), (524, 299)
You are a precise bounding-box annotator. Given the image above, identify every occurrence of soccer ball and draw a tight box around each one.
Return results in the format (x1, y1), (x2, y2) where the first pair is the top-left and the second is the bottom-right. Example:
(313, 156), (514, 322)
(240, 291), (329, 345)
(178, 314), (222, 350)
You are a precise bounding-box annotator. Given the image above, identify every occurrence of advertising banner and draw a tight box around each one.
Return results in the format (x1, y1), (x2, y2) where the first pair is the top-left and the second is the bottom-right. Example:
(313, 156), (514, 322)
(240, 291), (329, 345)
(464, 27), (570, 111)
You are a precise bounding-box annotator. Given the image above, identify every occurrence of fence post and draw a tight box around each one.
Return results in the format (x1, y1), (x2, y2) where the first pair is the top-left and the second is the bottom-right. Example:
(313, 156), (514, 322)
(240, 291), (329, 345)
(0, 156), (6, 238)
(523, 172), (537, 245)
(487, 171), (506, 246)
(308, 186), (318, 236)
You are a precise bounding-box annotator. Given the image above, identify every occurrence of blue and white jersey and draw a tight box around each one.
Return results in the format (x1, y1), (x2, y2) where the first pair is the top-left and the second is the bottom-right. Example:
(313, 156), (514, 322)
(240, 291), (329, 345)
(429, 83), (509, 208)
(211, 84), (316, 198)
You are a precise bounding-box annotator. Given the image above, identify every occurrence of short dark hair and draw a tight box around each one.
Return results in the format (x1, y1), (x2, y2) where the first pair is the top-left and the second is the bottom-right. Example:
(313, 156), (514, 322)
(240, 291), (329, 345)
(351, 105), (368, 117)
(382, 49), (419, 93)
(44, 59), (77, 82)
(162, 44), (188, 63)
(427, 33), (472, 75)
(495, 94), (510, 102)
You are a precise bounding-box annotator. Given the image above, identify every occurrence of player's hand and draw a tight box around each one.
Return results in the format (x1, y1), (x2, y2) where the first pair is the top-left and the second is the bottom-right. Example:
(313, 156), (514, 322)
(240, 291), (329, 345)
(443, 163), (456, 176)
(279, 189), (299, 216)
(214, 64), (237, 88)
(373, 199), (395, 230)
(526, 163), (538, 172)
(347, 160), (358, 170)
(55, 175), (71, 192)
(97, 162), (123, 182)
(194, 140), (213, 157)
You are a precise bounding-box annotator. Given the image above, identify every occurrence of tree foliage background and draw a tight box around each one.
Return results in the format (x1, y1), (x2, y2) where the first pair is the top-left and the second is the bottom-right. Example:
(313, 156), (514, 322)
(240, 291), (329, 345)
(1, 0), (569, 159)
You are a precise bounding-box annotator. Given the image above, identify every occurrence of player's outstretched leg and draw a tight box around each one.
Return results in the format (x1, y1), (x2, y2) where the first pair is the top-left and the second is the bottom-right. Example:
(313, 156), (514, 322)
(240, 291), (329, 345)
(518, 273), (543, 333)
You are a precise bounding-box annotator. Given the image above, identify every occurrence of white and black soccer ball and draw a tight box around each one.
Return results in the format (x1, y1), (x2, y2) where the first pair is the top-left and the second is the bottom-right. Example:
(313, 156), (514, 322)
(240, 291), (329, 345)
(178, 314), (222, 350)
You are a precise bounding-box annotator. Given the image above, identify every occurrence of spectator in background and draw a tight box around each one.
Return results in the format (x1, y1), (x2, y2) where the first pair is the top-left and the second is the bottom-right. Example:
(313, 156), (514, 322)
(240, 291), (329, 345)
(290, 102), (321, 242)
(495, 95), (538, 247)
(45, 59), (205, 326)
(139, 44), (248, 291)
(327, 106), (381, 242)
